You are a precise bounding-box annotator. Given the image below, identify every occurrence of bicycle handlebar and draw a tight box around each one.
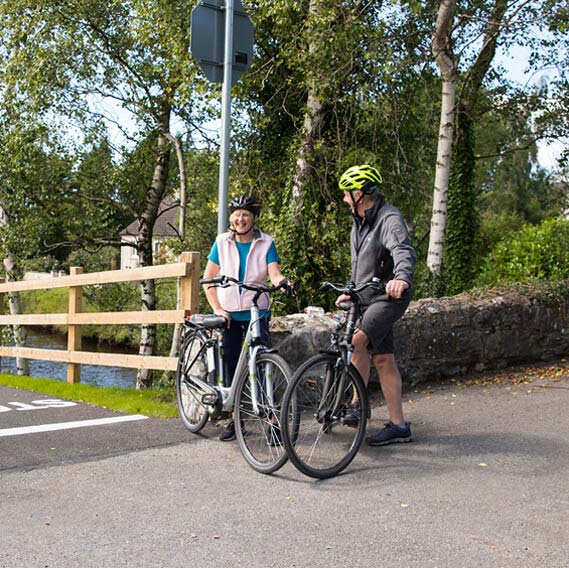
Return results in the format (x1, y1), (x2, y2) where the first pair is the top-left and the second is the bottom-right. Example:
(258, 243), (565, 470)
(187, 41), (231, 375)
(200, 275), (238, 286)
(200, 274), (290, 295)
(318, 277), (386, 297)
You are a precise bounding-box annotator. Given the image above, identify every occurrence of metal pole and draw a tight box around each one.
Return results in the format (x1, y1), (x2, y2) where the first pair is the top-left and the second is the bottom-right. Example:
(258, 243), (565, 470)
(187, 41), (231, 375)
(218, 0), (234, 235)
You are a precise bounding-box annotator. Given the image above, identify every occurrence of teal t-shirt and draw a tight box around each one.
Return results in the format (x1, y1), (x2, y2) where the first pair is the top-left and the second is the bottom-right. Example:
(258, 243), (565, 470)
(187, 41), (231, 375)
(208, 239), (280, 321)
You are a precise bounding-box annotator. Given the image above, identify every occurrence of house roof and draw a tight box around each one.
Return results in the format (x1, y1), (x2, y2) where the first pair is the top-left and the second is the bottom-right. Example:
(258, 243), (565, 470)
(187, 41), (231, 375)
(120, 195), (179, 238)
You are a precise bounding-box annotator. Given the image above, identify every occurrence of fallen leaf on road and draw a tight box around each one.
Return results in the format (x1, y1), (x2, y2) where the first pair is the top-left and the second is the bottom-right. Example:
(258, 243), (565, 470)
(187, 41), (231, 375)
(400, 503), (409, 508)
(479, 463), (488, 467)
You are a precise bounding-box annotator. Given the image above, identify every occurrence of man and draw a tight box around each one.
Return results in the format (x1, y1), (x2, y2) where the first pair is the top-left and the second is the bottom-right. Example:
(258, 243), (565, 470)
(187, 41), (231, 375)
(335, 164), (416, 446)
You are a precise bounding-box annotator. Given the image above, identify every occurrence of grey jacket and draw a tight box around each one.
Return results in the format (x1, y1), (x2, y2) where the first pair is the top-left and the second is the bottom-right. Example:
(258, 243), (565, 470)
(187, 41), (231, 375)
(350, 199), (416, 306)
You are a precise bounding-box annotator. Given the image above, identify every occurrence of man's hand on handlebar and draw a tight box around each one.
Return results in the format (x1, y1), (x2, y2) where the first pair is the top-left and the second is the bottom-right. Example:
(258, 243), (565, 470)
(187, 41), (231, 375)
(335, 294), (350, 308)
(386, 279), (409, 299)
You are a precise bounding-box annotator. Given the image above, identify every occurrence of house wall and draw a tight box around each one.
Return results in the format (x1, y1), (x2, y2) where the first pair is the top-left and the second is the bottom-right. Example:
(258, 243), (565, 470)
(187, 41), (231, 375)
(120, 237), (175, 269)
(120, 236), (138, 269)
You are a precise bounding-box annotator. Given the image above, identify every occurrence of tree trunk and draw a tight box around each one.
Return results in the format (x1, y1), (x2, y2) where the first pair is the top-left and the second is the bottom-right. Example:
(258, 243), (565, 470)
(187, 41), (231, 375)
(444, 0), (508, 294)
(136, 106), (172, 390)
(165, 133), (186, 361)
(3, 254), (29, 376)
(426, 0), (457, 292)
(291, 0), (327, 222)
(445, 106), (477, 294)
(291, 91), (326, 221)
(0, 201), (29, 375)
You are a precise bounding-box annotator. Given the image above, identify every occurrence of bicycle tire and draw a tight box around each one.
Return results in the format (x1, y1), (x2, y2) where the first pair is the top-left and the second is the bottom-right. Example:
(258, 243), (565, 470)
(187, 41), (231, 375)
(234, 351), (292, 474)
(281, 353), (368, 479)
(176, 330), (210, 433)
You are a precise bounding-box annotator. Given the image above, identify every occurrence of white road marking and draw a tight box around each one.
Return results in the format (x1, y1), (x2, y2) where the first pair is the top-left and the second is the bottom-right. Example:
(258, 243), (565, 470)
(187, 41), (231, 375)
(0, 414), (149, 437)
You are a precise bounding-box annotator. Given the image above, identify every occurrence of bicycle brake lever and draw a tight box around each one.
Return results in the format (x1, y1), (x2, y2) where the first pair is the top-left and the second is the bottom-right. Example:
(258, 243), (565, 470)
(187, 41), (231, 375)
(318, 282), (333, 293)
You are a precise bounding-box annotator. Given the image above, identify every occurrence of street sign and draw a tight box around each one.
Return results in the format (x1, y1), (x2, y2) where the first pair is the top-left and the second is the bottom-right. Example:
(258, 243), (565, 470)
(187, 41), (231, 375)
(190, 0), (254, 85)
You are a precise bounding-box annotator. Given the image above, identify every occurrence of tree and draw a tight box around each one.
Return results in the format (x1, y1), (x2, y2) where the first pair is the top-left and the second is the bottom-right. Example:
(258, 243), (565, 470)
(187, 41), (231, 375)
(236, 1), (440, 308)
(443, 0), (508, 294)
(426, 0), (457, 294)
(0, 124), (73, 374)
(0, 0), (203, 387)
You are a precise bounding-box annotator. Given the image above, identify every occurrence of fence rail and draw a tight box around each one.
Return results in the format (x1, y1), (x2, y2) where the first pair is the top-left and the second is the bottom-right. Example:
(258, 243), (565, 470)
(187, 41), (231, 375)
(0, 251), (200, 383)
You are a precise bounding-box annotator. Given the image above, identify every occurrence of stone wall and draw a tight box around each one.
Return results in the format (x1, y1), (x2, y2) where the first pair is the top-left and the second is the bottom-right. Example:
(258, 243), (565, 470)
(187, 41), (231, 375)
(270, 290), (569, 384)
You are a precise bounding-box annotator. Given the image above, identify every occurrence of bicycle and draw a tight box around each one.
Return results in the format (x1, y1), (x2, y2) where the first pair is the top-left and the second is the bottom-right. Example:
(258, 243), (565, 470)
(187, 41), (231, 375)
(176, 275), (292, 474)
(281, 278), (386, 479)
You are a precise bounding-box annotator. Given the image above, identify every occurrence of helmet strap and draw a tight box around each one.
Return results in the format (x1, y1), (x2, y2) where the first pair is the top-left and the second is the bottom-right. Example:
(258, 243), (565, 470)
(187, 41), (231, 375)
(349, 190), (366, 219)
(229, 219), (255, 237)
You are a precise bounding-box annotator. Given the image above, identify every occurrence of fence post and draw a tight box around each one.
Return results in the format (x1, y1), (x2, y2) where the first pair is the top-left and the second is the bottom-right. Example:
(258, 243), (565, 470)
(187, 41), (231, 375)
(180, 252), (200, 316)
(67, 267), (83, 384)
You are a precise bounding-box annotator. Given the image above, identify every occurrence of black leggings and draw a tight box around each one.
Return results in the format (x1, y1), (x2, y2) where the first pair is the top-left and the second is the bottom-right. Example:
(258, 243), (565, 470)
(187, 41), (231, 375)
(222, 317), (270, 387)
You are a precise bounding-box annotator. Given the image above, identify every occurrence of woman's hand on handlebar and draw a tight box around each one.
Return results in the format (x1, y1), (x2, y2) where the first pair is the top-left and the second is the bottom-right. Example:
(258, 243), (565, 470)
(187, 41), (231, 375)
(279, 278), (295, 297)
(214, 308), (231, 327)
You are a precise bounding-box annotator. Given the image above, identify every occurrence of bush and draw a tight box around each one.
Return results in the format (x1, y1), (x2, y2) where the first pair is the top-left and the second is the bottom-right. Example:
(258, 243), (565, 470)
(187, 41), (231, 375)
(66, 247), (120, 273)
(476, 217), (569, 286)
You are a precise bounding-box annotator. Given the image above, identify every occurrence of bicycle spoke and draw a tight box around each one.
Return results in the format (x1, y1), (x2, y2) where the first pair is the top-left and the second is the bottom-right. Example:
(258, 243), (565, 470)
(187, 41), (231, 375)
(283, 354), (367, 479)
(235, 353), (291, 474)
(176, 332), (210, 433)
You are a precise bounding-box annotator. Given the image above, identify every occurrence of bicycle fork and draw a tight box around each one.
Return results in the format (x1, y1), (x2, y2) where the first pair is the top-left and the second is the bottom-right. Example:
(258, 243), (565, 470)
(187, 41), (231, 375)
(317, 360), (350, 423)
(248, 345), (275, 417)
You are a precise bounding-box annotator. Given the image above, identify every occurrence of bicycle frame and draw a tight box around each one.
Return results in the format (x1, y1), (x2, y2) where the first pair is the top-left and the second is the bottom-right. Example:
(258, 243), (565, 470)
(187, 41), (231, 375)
(317, 304), (358, 422)
(217, 303), (271, 414)
(182, 296), (275, 417)
(314, 279), (385, 423)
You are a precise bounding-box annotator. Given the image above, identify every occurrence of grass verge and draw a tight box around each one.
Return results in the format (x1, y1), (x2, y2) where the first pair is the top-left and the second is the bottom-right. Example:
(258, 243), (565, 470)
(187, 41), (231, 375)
(0, 374), (178, 418)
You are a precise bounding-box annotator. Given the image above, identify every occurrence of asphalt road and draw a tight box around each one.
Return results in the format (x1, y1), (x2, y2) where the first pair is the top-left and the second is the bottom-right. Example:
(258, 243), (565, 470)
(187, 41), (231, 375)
(1, 364), (568, 568)
(0, 386), (193, 471)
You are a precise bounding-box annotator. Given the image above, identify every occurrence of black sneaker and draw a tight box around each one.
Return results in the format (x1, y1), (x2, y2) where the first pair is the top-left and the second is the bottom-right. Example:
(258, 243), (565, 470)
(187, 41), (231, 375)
(343, 400), (361, 427)
(219, 420), (236, 442)
(366, 421), (412, 446)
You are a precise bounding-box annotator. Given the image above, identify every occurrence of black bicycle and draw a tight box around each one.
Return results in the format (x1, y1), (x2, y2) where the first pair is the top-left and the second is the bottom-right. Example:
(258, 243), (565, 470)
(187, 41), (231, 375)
(281, 278), (386, 479)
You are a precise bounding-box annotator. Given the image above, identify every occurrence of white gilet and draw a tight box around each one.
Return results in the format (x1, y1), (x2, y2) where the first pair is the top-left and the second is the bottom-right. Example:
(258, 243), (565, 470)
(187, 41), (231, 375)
(215, 230), (273, 312)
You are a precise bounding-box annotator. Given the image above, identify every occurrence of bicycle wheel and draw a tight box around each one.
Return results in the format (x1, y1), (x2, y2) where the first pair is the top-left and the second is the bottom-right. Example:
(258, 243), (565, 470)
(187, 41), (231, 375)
(176, 330), (210, 433)
(281, 353), (367, 479)
(234, 352), (292, 474)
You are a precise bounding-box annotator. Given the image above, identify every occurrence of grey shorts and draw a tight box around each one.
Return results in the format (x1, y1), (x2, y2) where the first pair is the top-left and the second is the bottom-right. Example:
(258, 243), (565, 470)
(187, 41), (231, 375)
(356, 295), (410, 355)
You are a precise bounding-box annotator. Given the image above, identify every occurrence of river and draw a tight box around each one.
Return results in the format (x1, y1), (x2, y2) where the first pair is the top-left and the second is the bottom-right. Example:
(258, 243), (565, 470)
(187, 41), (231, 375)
(1, 329), (138, 389)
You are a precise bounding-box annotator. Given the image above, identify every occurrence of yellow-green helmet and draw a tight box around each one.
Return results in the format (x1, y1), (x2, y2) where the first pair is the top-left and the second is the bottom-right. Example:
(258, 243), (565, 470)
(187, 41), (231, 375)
(339, 164), (382, 193)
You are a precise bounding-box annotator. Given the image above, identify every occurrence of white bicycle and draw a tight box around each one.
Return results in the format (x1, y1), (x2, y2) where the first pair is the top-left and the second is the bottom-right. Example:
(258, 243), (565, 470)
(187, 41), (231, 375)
(176, 275), (293, 474)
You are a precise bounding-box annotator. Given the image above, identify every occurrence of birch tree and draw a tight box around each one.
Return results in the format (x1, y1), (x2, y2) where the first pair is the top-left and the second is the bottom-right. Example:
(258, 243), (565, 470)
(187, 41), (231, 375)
(426, 0), (457, 290)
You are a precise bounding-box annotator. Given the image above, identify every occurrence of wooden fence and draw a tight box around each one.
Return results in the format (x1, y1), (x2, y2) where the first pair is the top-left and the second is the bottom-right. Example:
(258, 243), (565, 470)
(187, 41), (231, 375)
(0, 251), (200, 384)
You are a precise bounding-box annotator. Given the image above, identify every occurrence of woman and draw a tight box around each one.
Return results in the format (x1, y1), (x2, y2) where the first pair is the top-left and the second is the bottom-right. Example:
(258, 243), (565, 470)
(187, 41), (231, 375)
(202, 194), (293, 441)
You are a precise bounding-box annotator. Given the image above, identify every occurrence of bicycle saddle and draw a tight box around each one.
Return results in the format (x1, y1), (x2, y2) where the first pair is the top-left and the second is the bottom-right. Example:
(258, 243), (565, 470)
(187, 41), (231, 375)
(187, 314), (227, 329)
